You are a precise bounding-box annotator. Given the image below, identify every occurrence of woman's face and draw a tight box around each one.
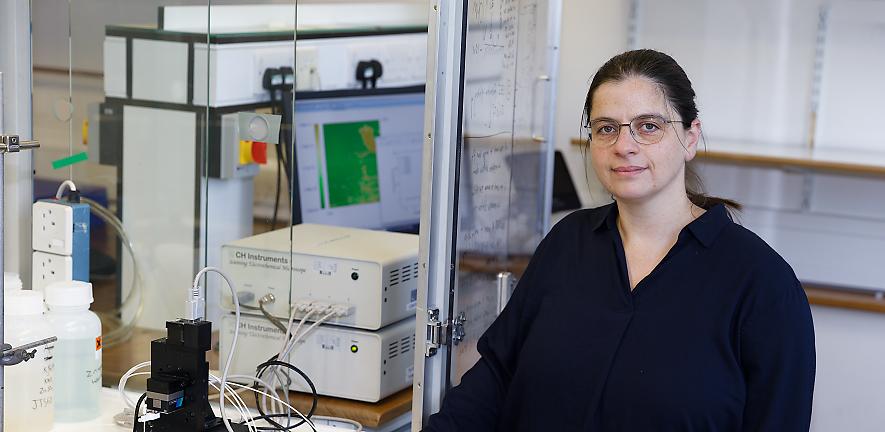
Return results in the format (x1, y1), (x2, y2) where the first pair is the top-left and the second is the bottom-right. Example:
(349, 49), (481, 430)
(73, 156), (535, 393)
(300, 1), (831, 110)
(588, 76), (700, 204)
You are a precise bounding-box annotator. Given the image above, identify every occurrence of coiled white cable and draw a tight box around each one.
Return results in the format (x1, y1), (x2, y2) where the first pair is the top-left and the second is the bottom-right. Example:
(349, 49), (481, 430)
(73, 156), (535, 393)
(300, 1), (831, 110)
(192, 266), (241, 432)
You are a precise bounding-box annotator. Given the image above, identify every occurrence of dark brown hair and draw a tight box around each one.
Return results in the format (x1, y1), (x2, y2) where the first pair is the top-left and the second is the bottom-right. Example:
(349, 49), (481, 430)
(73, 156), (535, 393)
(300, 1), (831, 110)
(582, 49), (740, 212)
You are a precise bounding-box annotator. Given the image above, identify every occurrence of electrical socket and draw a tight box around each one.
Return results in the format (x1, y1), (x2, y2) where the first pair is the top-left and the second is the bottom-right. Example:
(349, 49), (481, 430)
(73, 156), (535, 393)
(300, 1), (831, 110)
(295, 47), (319, 91)
(32, 201), (74, 255)
(32, 251), (74, 292)
(32, 198), (90, 284)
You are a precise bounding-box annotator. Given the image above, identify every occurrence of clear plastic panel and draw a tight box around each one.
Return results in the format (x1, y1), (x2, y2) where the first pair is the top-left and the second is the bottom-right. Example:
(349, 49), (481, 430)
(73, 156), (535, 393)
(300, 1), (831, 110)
(451, 0), (555, 386)
(199, 0), (301, 339)
(32, 0), (213, 343)
(195, 0), (430, 409)
(196, 2), (428, 325)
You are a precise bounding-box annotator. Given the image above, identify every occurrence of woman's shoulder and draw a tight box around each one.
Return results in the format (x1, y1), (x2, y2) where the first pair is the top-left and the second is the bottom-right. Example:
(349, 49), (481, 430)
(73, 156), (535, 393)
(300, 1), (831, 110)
(719, 218), (791, 269)
(527, 204), (614, 261)
(549, 203), (614, 235)
(717, 216), (805, 300)
(718, 220), (813, 340)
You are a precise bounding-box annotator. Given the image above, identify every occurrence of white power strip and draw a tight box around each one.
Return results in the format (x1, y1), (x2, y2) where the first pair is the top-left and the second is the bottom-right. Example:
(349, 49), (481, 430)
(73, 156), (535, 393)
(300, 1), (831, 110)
(31, 199), (90, 291)
(32, 251), (74, 292)
(33, 201), (75, 255)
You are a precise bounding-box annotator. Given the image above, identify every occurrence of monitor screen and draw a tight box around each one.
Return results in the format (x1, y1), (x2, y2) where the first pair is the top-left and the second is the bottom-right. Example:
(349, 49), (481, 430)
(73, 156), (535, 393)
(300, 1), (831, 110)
(291, 87), (424, 231)
(551, 150), (582, 213)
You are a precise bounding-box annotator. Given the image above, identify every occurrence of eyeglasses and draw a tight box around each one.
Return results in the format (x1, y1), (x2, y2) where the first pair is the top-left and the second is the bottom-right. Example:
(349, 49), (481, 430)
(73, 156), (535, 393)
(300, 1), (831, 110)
(586, 115), (682, 147)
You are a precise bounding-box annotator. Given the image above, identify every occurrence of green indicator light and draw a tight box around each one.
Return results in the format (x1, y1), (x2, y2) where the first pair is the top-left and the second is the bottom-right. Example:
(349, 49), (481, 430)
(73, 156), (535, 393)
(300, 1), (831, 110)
(350, 345), (359, 353)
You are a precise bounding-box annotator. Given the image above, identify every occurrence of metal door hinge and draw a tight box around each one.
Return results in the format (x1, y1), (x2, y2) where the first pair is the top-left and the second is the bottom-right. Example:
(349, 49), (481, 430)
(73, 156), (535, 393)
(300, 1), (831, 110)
(425, 309), (467, 357)
(452, 312), (466, 346)
(497, 271), (517, 313)
(0, 135), (40, 153)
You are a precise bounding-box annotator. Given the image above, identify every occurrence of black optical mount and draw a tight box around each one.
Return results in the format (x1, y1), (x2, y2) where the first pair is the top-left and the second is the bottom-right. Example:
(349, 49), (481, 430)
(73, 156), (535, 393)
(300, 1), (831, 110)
(355, 59), (383, 89)
(143, 319), (248, 432)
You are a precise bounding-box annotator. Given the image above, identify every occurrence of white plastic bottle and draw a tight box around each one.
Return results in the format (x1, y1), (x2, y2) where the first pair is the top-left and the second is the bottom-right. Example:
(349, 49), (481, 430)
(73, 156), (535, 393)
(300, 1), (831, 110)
(44, 280), (102, 422)
(3, 290), (55, 431)
(4, 271), (23, 292)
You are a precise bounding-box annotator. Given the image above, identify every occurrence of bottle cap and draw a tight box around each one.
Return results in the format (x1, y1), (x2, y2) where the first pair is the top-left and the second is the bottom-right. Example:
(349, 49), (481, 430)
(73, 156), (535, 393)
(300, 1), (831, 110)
(5, 290), (45, 316)
(45, 280), (94, 307)
(4, 272), (22, 292)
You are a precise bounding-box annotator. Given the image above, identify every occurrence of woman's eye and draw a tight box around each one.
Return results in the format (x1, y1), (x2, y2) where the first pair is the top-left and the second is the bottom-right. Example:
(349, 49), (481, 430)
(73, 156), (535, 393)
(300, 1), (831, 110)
(597, 125), (617, 135)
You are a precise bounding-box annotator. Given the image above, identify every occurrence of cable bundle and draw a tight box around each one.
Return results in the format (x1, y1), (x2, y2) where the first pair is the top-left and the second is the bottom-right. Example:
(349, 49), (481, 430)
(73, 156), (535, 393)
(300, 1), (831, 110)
(118, 267), (362, 432)
(252, 300), (353, 430)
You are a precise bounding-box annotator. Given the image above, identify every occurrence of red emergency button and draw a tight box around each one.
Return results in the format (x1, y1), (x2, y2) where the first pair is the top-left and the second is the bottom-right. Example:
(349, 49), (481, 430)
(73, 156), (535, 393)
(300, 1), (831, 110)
(251, 141), (268, 164)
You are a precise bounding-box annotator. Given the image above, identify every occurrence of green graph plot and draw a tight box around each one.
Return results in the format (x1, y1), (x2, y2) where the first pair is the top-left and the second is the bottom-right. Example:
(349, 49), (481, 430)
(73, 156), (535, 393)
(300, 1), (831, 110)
(322, 120), (381, 207)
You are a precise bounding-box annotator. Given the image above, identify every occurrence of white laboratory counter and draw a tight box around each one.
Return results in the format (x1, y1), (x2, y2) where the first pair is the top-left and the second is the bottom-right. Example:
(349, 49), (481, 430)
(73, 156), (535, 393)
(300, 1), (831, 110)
(49, 388), (358, 432)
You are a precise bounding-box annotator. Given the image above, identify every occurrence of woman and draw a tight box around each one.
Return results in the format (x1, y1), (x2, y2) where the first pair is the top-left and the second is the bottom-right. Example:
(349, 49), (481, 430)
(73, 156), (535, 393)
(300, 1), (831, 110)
(423, 50), (815, 431)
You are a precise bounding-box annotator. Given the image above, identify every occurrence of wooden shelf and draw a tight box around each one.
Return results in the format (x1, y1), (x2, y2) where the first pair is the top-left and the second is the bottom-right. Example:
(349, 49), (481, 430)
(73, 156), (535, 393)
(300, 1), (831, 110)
(458, 252), (533, 277)
(804, 284), (885, 314)
(461, 236), (885, 315)
(569, 138), (885, 177)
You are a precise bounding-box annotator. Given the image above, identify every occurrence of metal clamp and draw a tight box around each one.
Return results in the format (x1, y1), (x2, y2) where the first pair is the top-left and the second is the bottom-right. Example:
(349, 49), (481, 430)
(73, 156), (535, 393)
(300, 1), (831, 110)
(425, 308), (447, 357)
(1, 336), (57, 366)
(0, 135), (40, 153)
(530, 75), (552, 144)
(451, 312), (467, 346)
(425, 309), (468, 356)
(497, 271), (517, 313)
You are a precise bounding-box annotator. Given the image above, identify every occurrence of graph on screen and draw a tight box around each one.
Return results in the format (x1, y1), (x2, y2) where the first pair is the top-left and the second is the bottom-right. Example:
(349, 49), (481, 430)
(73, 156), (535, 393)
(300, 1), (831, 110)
(294, 88), (424, 230)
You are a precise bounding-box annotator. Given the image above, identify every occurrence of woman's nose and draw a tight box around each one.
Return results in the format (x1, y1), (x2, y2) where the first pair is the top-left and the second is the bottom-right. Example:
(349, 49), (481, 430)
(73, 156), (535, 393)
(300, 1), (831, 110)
(612, 125), (640, 156)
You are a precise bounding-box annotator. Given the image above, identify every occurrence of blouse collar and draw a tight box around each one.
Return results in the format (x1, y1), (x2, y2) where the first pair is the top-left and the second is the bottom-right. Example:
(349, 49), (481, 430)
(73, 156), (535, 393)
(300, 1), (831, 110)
(593, 202), (730, 248)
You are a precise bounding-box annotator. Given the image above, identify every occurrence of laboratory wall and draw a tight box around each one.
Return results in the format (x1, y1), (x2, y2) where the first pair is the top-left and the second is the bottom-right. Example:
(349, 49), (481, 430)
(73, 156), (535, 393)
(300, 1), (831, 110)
(30, 0), (427, 217)
(22, 0), (885, 429)
(811, 305), (885, 431)
(553, 0), (624, 208)
(24, 4), (427, 429)
(31, 0), (427, 73)
(554, 1), (885, 430)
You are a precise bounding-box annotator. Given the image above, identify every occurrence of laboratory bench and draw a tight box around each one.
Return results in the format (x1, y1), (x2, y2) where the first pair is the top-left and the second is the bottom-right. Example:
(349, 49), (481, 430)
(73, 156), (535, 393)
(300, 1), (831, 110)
(102, 327), (412, 431)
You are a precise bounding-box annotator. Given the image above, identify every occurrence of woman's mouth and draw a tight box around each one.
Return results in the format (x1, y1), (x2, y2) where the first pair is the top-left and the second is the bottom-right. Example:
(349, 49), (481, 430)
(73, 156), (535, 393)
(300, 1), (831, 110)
(612, 166), (647, 176)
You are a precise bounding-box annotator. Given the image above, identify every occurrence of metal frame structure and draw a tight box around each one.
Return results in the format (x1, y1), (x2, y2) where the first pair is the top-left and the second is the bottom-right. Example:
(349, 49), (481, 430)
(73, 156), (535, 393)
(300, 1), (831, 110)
(541, 0), (563, 239)
(412, 0), (467, 428)
(0, 1), (36, 428)
(412, 0), (562, 428)
(0, 0), (35, 287)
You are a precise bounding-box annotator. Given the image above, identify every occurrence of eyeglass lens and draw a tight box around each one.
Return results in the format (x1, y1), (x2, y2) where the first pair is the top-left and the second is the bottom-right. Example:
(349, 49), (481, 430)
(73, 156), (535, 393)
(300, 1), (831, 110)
(588, 115), (669, 146)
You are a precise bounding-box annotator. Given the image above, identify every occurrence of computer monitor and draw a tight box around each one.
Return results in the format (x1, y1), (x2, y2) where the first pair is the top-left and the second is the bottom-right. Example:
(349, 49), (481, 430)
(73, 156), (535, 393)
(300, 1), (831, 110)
(551, 150), (582, 213)
(290, 86), (425, 231)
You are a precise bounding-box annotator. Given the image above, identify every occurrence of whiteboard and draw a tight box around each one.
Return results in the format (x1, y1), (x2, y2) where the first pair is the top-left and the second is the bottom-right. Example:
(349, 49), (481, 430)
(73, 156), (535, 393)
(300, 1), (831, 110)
(413, 0), (561, 427)
(452, 0), (558, 386)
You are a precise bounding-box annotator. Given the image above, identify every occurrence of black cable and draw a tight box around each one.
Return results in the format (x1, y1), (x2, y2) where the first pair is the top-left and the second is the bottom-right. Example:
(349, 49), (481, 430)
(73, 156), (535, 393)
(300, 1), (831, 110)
(267, 80), (291, 231)
(254, 358), (317, 431)
(271, 135), (289, 229)
(258, 297), (288, 333)
(280, 90), (295, 185)
(240, 413), (321, 431)
(280, 90), (299, 224)
(251, 357), (318, 432)
(271, 155), (283, 231)
(132, 393), (147, 432)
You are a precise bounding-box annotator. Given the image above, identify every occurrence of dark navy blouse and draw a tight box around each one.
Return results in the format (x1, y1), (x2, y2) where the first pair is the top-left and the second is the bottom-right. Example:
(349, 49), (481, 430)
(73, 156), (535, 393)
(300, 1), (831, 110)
(423, 203), (815, 431)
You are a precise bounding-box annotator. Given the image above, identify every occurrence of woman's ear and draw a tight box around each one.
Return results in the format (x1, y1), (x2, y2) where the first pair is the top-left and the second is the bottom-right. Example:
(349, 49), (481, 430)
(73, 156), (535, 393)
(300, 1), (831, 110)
(683, 118), (701, 162)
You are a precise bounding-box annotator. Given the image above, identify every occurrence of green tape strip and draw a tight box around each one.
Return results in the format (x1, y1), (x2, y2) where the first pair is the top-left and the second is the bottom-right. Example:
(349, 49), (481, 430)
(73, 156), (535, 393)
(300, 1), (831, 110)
(52, 152), (88, 170)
